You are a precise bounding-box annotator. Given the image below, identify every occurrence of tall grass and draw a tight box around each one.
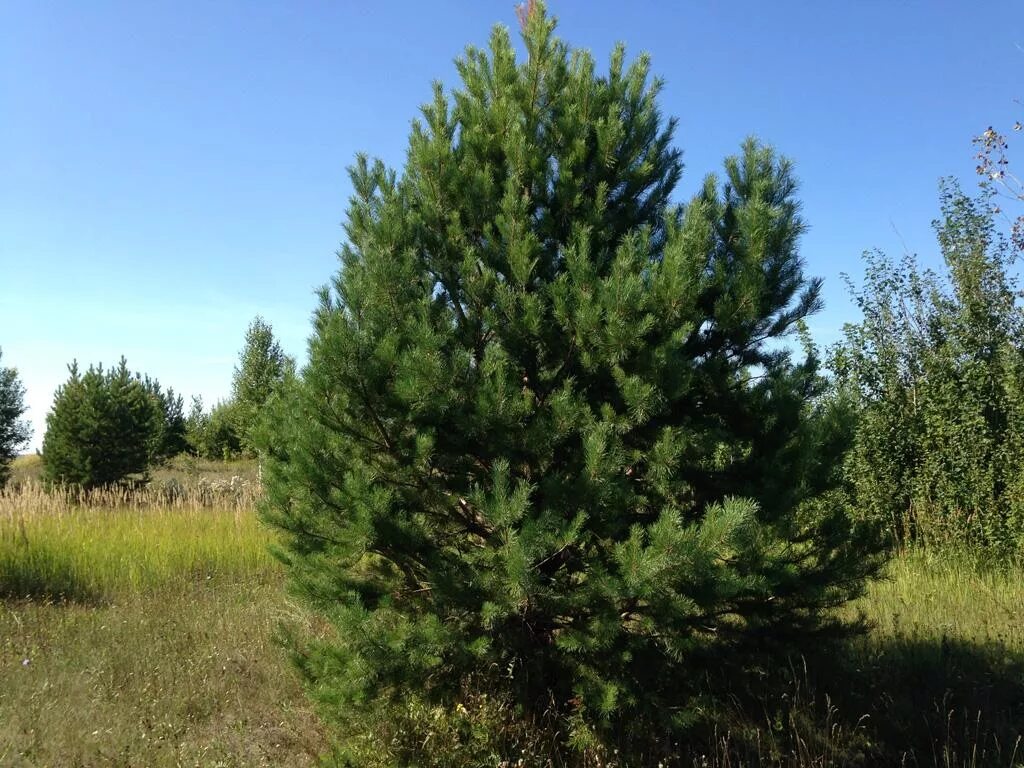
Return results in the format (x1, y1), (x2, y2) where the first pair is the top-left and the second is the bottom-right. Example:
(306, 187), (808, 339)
(0, 481), (274, 601)
(2, 480), (1023, 766)
(862, 548), (1024, 648)
(0, 582), (325, 767)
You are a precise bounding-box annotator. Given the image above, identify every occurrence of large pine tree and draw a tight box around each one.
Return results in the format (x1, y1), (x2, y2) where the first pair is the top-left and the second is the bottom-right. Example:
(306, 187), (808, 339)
(262, 5), (882, 762)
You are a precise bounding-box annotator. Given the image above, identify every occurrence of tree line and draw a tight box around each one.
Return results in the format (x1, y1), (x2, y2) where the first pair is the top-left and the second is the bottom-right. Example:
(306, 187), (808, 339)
(0, 316), (291, 489)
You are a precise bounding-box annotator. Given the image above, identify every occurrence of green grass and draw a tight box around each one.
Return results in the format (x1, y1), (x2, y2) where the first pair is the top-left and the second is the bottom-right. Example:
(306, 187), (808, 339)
(697, 550), (1024, 767)
(862, 548), (1024, 646)
(837, 551), (1024, 767)
(0, 484), (325, 766)
(0, 492), (274, 602)
(1, 486), (1023, 766)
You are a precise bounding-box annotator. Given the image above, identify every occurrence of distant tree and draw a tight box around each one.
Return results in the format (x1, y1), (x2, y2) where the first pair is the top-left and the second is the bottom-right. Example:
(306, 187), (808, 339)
(0, 349), (31, 488)
(42, 358), (178, 488)
(184, 395), (210, 456)
(205, 400), (243, 460)
(260, 7), (884, 763)
(184, 396), (246, 461)
(231, 316), (292, 455)
(142, 376), (188, 461)
(832, 179), (1024, 549)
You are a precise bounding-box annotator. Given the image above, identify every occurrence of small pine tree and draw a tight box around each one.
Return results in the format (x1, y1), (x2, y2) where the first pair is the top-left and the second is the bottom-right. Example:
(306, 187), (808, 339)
(231, 316), (291, 455)
(142, 376), (188, 462)
(43, 358), (163, 488)
(0, 349), (32, 488)
(261, 6), (883, 762)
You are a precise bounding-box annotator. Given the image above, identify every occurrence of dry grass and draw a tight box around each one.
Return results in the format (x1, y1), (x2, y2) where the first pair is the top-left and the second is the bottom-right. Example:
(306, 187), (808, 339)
(6, 452), (259, 491)
(0, 584), (325, 767)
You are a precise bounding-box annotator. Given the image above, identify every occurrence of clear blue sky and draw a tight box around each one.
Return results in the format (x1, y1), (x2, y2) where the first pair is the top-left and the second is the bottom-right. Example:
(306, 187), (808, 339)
(2, 1), (1022, 450)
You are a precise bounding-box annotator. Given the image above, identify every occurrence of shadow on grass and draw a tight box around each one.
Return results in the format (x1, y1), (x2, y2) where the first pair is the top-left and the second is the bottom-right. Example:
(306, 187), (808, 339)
(696, 637), (1024, 767)
(0, 553), (103, 604)
(842, 635), (1024, 766)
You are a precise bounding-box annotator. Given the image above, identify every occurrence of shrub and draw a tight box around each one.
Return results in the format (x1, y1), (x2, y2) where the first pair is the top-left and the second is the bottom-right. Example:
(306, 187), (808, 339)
(832, 180), (1024, 550)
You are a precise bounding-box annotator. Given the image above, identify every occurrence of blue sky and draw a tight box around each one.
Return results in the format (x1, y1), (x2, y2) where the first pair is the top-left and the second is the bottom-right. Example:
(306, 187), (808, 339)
(2, 1), (1022, 450)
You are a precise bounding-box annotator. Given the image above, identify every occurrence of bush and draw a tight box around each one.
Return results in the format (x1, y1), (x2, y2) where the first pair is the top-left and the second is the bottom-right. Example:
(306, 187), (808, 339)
(261, 6), (884, 762)
(832, 180), (1024, 550)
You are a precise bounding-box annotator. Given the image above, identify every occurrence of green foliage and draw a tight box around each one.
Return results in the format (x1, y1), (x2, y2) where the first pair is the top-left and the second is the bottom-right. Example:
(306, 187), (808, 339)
(181, 317), (290, 461)
(231, 316), (292, 455)
(41, 358), (184, 488)
(207, 400), (243, 460)
(184, 395), (210, 456)
(142, 376), (188, 462)
(832, 180), (1024, 550)
(262, 5), (883, 762)
(185, 396), (243, 460)
(0, 348), (31, 488)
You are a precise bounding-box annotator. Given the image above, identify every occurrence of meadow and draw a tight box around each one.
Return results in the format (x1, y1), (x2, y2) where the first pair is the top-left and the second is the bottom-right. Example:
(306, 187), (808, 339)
(1, 457), (1022, 766)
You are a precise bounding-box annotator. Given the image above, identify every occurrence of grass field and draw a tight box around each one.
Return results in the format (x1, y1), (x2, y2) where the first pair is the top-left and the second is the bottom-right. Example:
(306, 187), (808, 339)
(1, 475), (1023, 766)
(0, 471), (325, 767)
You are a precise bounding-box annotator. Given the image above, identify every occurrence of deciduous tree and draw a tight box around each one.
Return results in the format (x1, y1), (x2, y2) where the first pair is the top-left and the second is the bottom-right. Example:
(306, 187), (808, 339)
(833, 179), (1024, 549)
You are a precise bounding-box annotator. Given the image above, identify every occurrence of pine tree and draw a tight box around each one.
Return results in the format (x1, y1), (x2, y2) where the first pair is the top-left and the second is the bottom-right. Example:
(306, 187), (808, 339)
(43, 358), (162, 488)
(142, 376), (188, 462)
(231, 316), (291, 455)
(0, 349), (31, 488)
(261, 6), (883, 762)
